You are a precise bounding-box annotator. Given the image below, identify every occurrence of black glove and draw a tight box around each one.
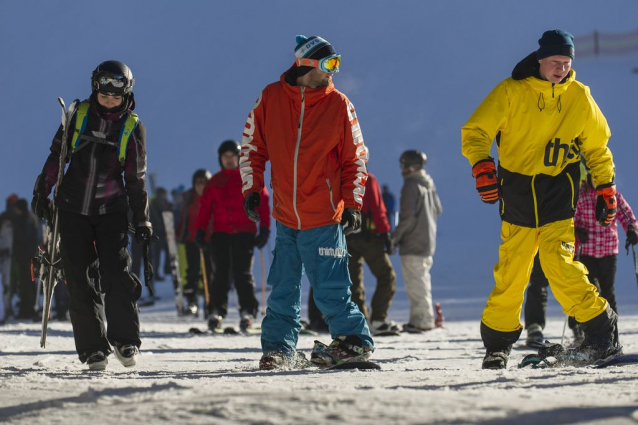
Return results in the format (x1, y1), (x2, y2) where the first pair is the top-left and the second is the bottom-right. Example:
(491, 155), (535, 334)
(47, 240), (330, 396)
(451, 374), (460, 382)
(244, 192), (261, 223)
(575, 227), (588, 244)
(380, 232), (395, 255)
(341, 208), (361, 236)
(31, 194), (53, 222)
(626, 225), (637, 250)
(194, 228), (207, 249)
(254, 226), (270, 249)
(135, 225), (153, 245)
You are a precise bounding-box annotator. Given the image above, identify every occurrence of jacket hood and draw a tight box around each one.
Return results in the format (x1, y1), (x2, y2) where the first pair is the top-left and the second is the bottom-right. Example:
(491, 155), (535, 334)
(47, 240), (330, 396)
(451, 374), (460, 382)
(512, 52), (576, 91)
(280, 65), (335, 104)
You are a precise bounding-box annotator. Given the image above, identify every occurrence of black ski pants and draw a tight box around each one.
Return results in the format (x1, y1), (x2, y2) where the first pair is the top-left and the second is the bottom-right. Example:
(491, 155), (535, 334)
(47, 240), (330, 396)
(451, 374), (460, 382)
(207, 232), (258, 317)
(58, 210), (142, 362)
(580, 255), (617, 313)
(16, 255), (36, 319)
(184, 241), (212, 303)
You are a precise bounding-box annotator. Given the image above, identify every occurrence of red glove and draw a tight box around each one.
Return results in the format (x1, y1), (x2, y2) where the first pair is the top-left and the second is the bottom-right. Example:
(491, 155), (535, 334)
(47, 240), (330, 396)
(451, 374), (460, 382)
(471, 159), (499, 204)
(596, 185), (617, 226)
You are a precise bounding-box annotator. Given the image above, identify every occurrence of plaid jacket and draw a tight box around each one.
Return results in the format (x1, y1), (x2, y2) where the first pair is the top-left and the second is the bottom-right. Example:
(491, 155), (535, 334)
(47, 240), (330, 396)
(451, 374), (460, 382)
(574, 183), (636, 257)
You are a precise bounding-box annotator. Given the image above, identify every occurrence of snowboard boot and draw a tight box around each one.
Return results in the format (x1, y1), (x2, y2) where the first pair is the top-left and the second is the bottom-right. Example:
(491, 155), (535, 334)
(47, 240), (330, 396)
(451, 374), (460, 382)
(310, 335), (373, 367)
(239, 310), (255, 331)
(207, 311), (223, 331)
(370, 320), (402, 336)
(525, 324), (544, 348)
(114, 343), (139, 367)
(86, 351), (108, 371)
(259, 350), (310, 371)
(571, 323), (585, 346)
(482, 346), (511, 370)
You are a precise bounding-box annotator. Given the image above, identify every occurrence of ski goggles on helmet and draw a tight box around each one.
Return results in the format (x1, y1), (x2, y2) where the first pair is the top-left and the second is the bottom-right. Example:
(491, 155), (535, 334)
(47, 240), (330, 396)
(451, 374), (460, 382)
(296, 54), (341, 74)
(93, 72), (132, 94)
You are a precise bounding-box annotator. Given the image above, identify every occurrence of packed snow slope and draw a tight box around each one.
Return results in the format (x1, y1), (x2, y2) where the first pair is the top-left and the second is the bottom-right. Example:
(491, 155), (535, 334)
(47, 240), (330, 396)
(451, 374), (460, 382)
(2, 1), (638, 321)
(1, 282), (638, 425)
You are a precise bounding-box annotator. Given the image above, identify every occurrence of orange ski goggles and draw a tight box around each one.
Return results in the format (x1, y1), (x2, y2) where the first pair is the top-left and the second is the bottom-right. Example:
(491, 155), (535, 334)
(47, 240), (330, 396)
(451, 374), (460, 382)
(296, 54), (341, 74)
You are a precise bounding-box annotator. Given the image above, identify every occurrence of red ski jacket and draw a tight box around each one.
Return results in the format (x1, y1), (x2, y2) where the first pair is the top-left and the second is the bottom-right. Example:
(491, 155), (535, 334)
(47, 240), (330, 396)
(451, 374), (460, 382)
(195, 169), (270, 234)
(239, 69), (368, 231)
(361, 173), (391, 235)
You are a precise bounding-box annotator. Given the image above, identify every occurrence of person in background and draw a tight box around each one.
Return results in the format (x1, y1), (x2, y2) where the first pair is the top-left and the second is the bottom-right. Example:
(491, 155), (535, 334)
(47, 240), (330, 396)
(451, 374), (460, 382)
(393, 150), (442, 334)
(194, 140), (270, 331)
(176, 169), (213, 316)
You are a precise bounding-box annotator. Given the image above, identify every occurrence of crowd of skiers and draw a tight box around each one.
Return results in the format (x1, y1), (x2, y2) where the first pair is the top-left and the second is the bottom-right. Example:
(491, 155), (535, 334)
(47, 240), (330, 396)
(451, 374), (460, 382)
(2, 28), (634, 371)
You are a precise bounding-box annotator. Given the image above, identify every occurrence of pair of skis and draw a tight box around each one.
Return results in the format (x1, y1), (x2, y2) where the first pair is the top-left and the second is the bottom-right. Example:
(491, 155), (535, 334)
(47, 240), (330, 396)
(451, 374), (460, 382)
(39, 98), (78, 348)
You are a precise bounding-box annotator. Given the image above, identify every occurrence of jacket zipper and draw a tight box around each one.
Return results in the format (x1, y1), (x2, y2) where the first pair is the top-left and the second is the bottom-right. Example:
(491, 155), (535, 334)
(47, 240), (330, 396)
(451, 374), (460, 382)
(566, 173), (575, 209)
(326, 179), (336, 212)
(292, 87), (305, 230)
(531, 175), (539, 228)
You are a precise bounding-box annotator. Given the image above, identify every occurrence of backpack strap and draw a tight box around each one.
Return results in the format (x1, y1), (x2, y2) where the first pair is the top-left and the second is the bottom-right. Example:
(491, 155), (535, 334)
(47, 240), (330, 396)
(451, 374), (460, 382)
(118, 112), (139, 166)
(70, 101), (90, 153)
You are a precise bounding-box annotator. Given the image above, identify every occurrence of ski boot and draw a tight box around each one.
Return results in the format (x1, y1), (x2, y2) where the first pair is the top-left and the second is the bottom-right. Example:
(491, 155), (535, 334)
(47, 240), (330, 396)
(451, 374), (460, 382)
(525, 324), (544, 348)
(482, 346), (511, 370)
(239, 310), (255, 331)
(114, 343), (139, 367)
(207, 311), (223, 331)
(402, 323), (433, 334)
(86, 351), (108, 371)
(259, 350), (310, 371)
(310, 335), (372, 367)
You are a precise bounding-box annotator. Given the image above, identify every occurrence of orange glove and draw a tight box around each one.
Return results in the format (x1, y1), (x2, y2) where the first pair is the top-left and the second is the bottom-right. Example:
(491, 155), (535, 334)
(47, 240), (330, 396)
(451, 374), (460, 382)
(471, 159), (499, 204)
(596, 185), (617, 226)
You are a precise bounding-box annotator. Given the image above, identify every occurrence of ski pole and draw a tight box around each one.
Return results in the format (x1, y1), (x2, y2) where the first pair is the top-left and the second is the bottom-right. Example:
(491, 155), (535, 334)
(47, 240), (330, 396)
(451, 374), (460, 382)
(260, 248), (266, 316)
(199, 248), (210, 309)
(632, 245), (638, 290)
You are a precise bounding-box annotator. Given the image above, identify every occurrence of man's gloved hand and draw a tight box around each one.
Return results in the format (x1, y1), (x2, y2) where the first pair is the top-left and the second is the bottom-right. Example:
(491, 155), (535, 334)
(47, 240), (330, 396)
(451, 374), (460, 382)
(341, 208), (361, 236)
(626, 225), (637, 250)
(254, 226), (270, 249)
(194, 228), (207, 249)
(244, 192), (261, 223)
(31, 194), (53, 222)
(381, 232), (395, 255)
(575, 227), (588, 244)
(596, 186), (617, 227)
(471, 158), (499, 204)
(135, 225), (153, 245)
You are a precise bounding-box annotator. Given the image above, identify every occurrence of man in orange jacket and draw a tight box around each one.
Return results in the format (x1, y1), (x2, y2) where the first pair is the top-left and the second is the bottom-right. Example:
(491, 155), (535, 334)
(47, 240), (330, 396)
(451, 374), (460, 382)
(240, 35), (373, 370)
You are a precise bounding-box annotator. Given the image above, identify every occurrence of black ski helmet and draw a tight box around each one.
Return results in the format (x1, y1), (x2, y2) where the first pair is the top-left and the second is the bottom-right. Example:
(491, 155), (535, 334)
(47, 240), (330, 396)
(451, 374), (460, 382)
(192, 168), (212, 187)
(400, 150), (427, 171)
(91, 60), (134, 96)
(218, 140), (241, 168)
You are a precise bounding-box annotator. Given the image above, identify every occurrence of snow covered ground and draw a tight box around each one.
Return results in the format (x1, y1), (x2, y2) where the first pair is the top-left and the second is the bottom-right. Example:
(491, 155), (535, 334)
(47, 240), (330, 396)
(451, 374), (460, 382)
(2, 281), (638, 425)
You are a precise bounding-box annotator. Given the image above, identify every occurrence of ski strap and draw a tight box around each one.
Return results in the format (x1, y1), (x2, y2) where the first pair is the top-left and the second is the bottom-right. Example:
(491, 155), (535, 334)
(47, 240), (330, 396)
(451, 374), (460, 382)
(70, 101), (139, 166)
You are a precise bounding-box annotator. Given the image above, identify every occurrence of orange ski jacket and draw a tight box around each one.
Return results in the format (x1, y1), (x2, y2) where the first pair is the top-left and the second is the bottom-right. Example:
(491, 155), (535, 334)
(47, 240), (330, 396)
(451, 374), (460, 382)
(240, 70), (368, 231)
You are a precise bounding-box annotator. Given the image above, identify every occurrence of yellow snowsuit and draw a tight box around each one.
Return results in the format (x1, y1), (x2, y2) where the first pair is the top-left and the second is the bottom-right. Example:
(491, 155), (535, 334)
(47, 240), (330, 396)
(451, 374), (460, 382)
(462, 67), (613, 336)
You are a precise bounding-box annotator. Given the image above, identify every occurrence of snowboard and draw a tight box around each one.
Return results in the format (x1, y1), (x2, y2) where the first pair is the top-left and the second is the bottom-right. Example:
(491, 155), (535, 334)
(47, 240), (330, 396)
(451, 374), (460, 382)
(518, 341), (633, 369)
(319, 360), (381, 370)
(593, 354), (638, 369)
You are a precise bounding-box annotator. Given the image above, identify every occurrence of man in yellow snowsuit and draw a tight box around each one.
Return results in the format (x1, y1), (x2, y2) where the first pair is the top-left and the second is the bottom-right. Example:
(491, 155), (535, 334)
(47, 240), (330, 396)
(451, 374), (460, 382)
(462, 29), (620, 369)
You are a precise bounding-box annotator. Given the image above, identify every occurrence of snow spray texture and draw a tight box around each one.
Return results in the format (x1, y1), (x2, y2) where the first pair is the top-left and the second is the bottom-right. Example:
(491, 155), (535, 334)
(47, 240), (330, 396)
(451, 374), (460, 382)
(71, 101), (139, 166)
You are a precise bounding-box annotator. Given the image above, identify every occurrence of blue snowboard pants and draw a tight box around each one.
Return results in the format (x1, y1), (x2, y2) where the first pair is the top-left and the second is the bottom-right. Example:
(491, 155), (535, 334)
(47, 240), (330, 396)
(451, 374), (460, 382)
(261, 222), (373, 354)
